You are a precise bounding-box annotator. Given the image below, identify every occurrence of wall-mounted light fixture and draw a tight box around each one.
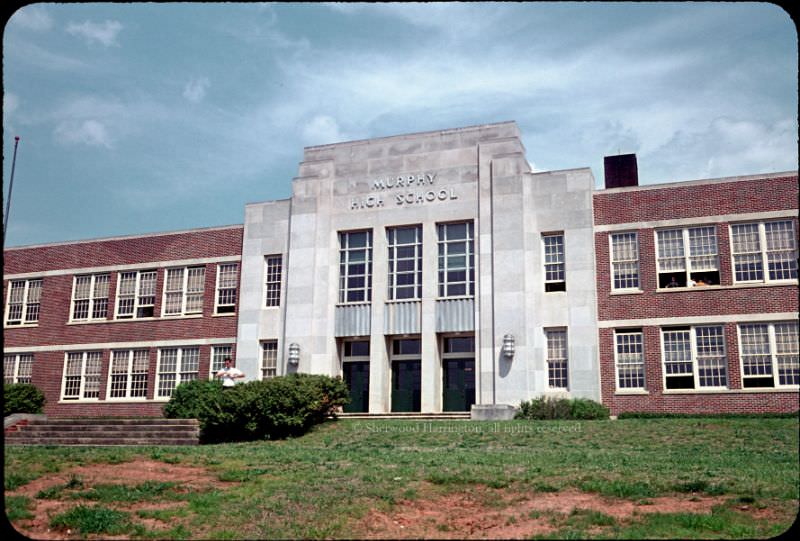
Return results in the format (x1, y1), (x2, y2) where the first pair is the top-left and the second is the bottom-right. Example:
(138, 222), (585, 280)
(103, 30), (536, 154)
(288, 343), (300, 365)
(502, 334), (515, 359)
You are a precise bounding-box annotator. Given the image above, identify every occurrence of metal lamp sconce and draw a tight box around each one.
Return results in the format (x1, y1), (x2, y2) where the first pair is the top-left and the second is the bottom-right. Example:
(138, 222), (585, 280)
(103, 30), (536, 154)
(288, 343), (300, 365)
(502, 334), (515, 359)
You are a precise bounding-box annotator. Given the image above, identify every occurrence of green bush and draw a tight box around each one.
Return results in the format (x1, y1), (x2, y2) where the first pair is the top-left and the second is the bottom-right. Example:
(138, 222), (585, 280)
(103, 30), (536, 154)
(515, 397), (609, 420)
(163, 373), (350, 443)
(4, 383), (46, 416)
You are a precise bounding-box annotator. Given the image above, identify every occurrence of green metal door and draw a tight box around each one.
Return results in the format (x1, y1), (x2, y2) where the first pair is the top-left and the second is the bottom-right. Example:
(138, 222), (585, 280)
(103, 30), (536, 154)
(343, 361), (370, 413)
(443, 358), (476, 412)
(391, 360), (421, 412)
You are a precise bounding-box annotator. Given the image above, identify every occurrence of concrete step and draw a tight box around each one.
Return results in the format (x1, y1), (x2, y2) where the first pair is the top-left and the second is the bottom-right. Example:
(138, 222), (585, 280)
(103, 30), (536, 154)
(4, 417), (200, 446)
(338, 412), (471, 420)
(5, 437), (199, 446)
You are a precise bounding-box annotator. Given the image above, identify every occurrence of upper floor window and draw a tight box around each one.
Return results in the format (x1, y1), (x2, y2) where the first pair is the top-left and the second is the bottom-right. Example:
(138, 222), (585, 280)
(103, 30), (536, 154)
(215, 263), (238, 314)
(108, 350), (149, 399)
(615, 330), (645, 390)
(739, 322), (799, 388)
(543, 233), (566, 292)
(339, 230), (373, 303)
(265, 255), (283, 307)
(116, 270), (157, 319)
(545, 328), (568, 389)
(163, 266), (205, 316)
(4, 353), (33, 384)
(438, 221), (474, 297)
(5, 278), (42, 326)
(656, 226), (719, 288)
(388, 225), (422, 300)
(261, 341), (278, 379)
(610, 232), (639, 290)
(71, 273), (110, 321)
(156, 347), (199, 398)
(731, 221), (798, 283)
(62, 351), (103, 401)
(662, 326), (727, 390)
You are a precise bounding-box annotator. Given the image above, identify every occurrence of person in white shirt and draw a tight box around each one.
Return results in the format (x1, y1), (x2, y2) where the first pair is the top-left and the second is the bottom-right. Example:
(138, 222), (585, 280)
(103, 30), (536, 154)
(216, 357), (245, 387)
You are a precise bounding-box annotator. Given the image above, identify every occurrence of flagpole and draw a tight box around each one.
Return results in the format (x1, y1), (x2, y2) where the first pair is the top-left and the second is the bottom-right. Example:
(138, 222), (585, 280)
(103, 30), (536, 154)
(4, 135), (20, 246)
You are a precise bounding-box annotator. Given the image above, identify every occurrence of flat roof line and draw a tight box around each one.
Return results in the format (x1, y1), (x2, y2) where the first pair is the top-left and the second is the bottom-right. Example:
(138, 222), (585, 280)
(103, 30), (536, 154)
(596, 170), (798, 193)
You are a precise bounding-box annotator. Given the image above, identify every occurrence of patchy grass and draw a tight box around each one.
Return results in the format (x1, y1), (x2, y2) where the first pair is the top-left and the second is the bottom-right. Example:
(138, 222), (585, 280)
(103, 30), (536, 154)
(50, 504), (132, 535)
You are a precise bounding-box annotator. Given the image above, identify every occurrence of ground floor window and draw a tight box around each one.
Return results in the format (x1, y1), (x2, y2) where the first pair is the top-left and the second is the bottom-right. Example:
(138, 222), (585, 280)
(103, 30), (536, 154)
(545, 328), (568, 389)
(62, 351), (103, 400)
(261, 341), (278, 379)
(108, 350), (150, 399)
(662, 326), (727, 390)
(739, 321), (799, 388)
(211, 345), (234, 377)
(4, 353), (33, 384)
(615, 330), (644, 389)
(156, 347), (199, 398)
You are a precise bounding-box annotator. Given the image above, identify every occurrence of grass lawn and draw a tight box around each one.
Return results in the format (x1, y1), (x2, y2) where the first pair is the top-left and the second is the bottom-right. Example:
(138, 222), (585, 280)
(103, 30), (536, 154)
(4, 417), (799, 539)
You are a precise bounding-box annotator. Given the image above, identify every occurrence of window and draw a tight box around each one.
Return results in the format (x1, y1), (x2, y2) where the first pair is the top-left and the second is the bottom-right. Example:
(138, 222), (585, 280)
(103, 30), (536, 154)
(156, 347), (199, 398)
(543, 233), (566, 292)
(610, 232), (639, 290)
(4, 353), (33, 384)
(215, 263), (238, 314)
(339, 230), (373, 303)
(5, 278), (42, 325)
(739, 322), (799, 388)
(656, 226), (719, 287)
(108, 350), (149, 399)
(731, 221), (798, 283)
(437, 221), (474, 297)
(261, 341), (278, 379)
(265, 255), (282, 307)
(62, 351), (103, 400)
(163, 266), (205, 316)
(662, 326), (727, 390)
(211, 345), (233, 376)
(615, 330), (645, 389)
(71, 274), (110, 321)
(116, 270), (157, 319)
(545, 329), (568, 389)
(388, 225), (422, 300)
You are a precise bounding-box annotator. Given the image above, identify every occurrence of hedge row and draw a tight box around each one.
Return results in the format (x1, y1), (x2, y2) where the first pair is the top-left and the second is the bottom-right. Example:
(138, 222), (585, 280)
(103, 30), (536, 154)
(4, 383), (46, 416)
(515, 397), (610, 420)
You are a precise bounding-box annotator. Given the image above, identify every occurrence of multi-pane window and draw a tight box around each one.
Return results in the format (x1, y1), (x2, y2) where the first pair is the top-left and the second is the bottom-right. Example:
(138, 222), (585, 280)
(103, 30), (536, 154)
(4, 353), (33, 384)
(5, 278), (42, 325)
(211, 345), (233, 376)
(545, 328), (568, 389)
(62, 351), (103, 400)
(339, 231), (373, 303)
(739, 322), (799, 388)
(656, 226), (719, 287)
(163, 266), (205, 316)
(265, 255), (283, 307)
(437, 221), (475, 297)
(662, 326), (727, 390)
(610, 232), (639, 290)
(116, 270), (157, 319)
(71, 274), (110, 321)
(108, 350), (149, 399)
(261, 341), (278, 379)
(215, 263), (238, 314)
(731, 221), (798, 282)
(615, 330), (645, 389)
(543, 233), (566, 292)
(156, 347), (200, 398)
(388, 225), (422, 300)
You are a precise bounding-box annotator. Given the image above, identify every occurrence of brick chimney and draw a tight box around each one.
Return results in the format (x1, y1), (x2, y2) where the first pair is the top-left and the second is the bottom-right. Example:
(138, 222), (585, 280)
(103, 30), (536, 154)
(604, 154), (638, 189)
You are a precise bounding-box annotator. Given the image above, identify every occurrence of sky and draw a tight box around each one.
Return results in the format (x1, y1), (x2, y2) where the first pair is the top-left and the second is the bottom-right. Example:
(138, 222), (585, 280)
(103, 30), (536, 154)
(2, 2), (797, 248)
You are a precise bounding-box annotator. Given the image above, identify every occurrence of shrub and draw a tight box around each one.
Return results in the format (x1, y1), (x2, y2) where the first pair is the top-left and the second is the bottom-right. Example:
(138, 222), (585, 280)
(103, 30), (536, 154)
(164, 373), (350, 443)
(4, 383), (46, 416)
(515, 397), (609, 420)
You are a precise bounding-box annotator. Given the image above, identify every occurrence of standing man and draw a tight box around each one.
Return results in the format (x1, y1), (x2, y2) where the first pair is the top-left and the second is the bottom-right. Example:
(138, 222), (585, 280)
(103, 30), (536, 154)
(216, 357), (245, 387)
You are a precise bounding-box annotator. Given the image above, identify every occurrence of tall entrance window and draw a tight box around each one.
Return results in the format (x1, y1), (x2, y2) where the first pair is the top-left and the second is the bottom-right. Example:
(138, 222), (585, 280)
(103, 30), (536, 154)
(387, 225), (422, 300)
(442, 336), (475, 412)
(391, 338), (421, 412)
(342, 340), (370, 413)
(437, 221), (474, 297)
(339, 230), (373, 303)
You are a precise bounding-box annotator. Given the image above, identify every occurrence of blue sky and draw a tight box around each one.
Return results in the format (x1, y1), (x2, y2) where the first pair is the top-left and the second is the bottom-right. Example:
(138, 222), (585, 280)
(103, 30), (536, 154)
(3, 2), (797, 247)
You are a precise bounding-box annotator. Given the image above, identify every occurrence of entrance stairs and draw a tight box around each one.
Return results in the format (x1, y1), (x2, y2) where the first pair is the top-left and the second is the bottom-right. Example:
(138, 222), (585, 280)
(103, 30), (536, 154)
(4, 416), (200, 446)
(338, 412), (470, 420)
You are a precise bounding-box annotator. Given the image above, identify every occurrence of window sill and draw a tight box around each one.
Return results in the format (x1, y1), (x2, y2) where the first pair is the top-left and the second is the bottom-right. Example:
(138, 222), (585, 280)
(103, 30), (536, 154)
(103, 398), (153, 403)
(160, 313), (203, 320)
(385, 299), (422, 304)
(435, 296), (475, 301)
(656, 282), (798, 293)
(614, 390), (649, 395)
(662, 388), (798, 394)
(4, 323), (39, 329)
(212, 312), (237, 317)
(610, 290), (644, 296)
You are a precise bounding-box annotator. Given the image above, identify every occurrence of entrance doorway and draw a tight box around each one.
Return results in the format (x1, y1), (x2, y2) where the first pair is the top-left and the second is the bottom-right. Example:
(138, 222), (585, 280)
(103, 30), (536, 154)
(391, 338), (421, 412)
(342, 341), (369, 413)
(442, 336), (476, 412)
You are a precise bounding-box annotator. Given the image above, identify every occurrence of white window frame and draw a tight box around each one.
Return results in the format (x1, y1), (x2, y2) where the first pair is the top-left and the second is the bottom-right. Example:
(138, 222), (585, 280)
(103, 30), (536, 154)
(115, 270), (157, 319)
(162, 266), (205, 317)
(387, 225), (422, 300)
(545, 328), (569, 389)
(730, 220), (798, 284)
(210, 345), (234, 378)
(214, 263), (238, 314)
(437, 221), (475, 298)
(661, 325), (728, 391)
(70, 273), (111, 322)
(338, 230), (373, 304)
(4, 278), (43, 326)
(60, 351), (103, 401)
(655, 226), (719, 288)
(155, 347), (200, 399)
(261, 340), (278, 379)
(609, 232), (640, 291)
(4, 353), (34, 384)
(543, 232), (566, 292)
(264, 255), (283, 308)
(614, 330), (645, 390)
(106, 349), (150, 400)
(738, 321), (799, 389)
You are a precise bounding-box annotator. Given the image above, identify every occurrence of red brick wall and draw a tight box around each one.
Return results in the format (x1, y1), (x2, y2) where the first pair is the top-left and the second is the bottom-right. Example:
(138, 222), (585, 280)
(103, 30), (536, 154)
(4, 227), (243, 417)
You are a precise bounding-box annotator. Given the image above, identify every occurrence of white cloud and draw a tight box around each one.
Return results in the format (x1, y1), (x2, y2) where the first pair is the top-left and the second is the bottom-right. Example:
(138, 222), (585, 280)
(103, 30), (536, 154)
(6, 40), (88, 71)
(54, 119), (113, 148)
(10, 5), (54, 31)
(4, 92), (20, 128)
(302, 115), (348, 145)
(183, 78), (210, 103)
(66, 20), (123, 46)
